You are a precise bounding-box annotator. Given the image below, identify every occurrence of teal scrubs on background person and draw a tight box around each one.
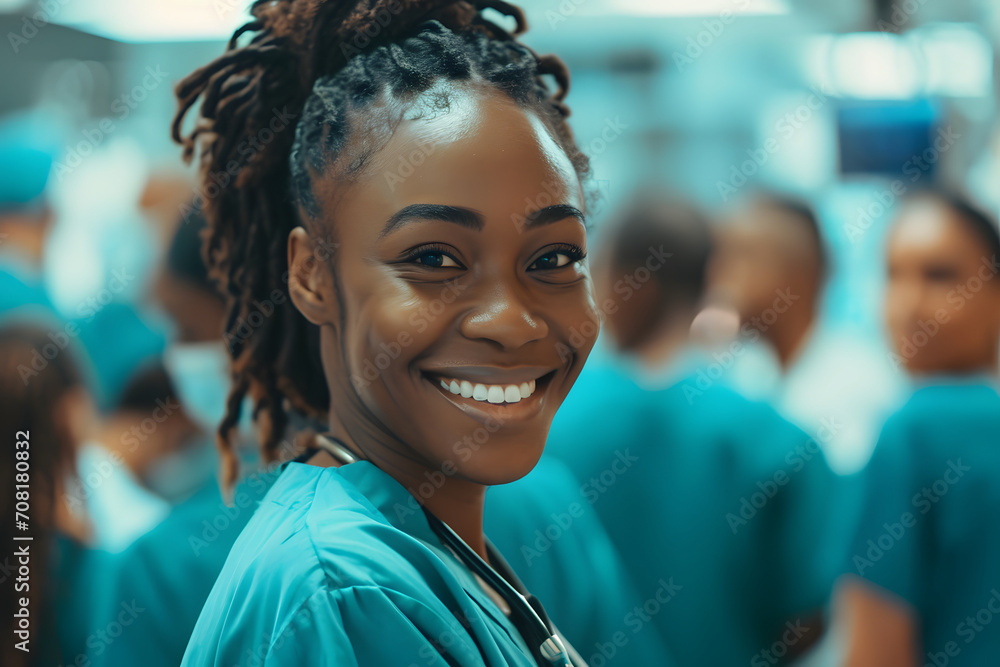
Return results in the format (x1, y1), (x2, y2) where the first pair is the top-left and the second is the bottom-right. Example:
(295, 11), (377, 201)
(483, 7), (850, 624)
(182, 460), (583, 666)
(843, 379), (1000, 664)
(91, 460), (279, 667)
(544, 349), (845, 666)
(486, 457), (675, 666)
(38, 534), (115, 667)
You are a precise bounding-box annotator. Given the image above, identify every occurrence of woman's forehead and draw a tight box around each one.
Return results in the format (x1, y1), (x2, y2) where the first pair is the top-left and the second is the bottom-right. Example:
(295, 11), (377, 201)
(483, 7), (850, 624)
(316, 88), (582, 231)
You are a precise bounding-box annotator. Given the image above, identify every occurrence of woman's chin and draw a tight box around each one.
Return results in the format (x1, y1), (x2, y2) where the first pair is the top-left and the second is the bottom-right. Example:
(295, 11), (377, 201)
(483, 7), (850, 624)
(451, 439), (546, 487)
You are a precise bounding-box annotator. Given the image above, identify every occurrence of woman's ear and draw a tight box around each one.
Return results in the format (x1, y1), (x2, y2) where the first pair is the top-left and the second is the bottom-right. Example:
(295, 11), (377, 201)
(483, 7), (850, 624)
(288, 226), (338, 326)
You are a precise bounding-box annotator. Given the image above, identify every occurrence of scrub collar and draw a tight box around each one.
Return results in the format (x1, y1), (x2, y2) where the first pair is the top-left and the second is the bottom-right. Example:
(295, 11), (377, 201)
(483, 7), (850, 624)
(277, 459), (544, 656)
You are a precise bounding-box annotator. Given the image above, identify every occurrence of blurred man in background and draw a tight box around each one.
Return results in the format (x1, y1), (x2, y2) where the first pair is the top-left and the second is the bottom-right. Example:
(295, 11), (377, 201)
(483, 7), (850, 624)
(707, 193), (906, 475)
(544, 194), (845, 666)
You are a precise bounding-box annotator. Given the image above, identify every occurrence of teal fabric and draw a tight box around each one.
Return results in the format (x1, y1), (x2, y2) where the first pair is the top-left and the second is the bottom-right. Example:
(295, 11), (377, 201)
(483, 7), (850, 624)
(544, 356), (844, 666)
(41, 534), (114, 667)
(486, 456), (675, 666)
(91, 467), (278, 667)
(181, 460), (562, 666)
(844, 380), (1000, 664)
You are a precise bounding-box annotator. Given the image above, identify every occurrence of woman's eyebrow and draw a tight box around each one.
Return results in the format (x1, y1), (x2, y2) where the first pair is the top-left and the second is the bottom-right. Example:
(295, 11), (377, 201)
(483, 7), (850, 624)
(379, 203), (586, 238)
(379, 204), (484, 238)
(522, 204), (587, 230)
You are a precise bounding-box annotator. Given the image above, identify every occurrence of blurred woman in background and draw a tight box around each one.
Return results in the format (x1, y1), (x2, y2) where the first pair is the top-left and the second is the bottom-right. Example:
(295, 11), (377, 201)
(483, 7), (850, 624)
(0, 324), (104, 667)
(834, 190), (1000, 666)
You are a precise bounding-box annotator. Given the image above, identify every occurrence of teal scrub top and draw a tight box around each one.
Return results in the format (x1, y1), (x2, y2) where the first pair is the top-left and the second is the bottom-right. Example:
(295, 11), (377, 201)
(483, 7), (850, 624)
(486, 457), (675, 666)
(544, 356), (845, 666)
(844, 380), (1000, 664)
(182, 460), (575, 666)
(41, 533), (114, 667)
(91, 466), (278, 667)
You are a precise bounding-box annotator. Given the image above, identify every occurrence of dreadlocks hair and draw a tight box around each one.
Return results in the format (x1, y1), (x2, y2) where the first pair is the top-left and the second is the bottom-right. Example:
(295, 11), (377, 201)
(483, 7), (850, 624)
(172, 0), (591, 492)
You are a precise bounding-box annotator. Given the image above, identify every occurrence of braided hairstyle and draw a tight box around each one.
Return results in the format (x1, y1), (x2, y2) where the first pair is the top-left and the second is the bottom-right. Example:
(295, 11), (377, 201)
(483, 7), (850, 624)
(172, 0), (591, 490)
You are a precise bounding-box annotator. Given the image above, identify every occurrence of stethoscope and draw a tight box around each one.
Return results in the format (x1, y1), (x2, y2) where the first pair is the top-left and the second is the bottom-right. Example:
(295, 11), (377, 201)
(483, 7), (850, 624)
(312, 434), (586, 667)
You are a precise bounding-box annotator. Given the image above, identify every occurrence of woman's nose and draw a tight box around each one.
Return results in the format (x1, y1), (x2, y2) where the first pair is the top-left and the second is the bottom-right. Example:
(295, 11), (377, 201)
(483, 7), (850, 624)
(459, 282), (549, 350)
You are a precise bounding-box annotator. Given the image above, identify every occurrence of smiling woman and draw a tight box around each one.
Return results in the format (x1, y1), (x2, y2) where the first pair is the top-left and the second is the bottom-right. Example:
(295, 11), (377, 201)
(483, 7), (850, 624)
(172, 1), (599, 665)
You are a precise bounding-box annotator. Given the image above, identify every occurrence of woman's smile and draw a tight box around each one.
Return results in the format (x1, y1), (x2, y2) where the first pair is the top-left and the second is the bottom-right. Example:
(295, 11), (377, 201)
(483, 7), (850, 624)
(420, 365), (560, 424)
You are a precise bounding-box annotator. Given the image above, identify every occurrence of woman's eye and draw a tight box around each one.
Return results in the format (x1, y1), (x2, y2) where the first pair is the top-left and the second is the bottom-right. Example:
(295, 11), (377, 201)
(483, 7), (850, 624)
(530, 252), (571, 270)
(924, 265), (958, 283)
(529, 247), (584, 271)
(410, 251), (461, 268)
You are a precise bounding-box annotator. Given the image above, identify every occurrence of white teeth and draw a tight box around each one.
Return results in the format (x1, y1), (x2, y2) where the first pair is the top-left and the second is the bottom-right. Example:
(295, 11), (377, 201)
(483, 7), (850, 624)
(436, 375), (541, 404)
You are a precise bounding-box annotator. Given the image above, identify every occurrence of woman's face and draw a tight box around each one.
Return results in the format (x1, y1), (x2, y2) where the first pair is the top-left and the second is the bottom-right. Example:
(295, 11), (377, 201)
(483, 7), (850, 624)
(884, 200), (1000, 375)
(295, 85), (598, 485)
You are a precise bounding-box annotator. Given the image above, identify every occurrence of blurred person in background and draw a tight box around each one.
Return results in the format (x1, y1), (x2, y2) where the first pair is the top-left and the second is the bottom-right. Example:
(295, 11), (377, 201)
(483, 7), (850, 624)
(0, 115), (58, 317)
(707, 193), (905, 475)
(90, 208), (281, 667)
(484, 448), (676, 665)
(544, 193), (844, 666)
(831, 190), (1000, 667)
(73, 360), (200, 552)
(0, 324), (108, 667)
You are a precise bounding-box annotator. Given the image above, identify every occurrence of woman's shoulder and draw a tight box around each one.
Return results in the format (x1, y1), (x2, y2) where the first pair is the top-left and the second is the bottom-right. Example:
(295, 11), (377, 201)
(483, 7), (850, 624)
(233, 462), (438, 591)
(184, 462), (481, 665)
